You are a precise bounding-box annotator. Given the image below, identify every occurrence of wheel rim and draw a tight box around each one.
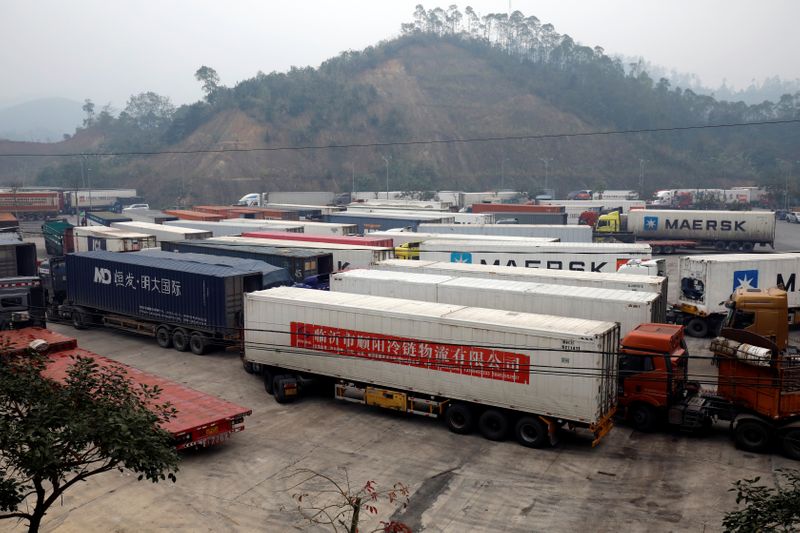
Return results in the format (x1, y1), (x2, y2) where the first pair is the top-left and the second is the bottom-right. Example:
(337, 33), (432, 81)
(519, 423), (540, 444)
(633, 408), (648, 427)
(740, 423), (768, 449)
(450, 412), (466, 429)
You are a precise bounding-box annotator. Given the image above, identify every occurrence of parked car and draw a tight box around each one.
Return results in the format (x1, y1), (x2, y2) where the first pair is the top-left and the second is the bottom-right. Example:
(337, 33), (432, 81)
(786, 212), (798, 223)
(123, 203), (150, 210)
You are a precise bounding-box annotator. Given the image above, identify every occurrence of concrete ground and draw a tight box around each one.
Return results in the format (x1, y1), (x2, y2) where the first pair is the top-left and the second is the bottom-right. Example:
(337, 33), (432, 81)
(3, 218), (799, 532)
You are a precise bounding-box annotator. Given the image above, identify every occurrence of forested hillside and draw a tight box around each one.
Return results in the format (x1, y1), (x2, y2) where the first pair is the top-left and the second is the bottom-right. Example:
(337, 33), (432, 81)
(2, 5), (798, 206)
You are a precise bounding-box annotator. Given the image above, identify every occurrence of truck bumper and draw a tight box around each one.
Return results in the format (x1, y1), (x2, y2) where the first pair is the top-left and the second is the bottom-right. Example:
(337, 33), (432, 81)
(590, 407), (616, 447)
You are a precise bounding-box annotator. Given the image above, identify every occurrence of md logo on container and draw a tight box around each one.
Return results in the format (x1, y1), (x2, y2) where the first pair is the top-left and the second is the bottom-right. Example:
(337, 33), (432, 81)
(450, 252), (473, 264)
(93, 267), (112, 285)
(643, 216), (659, 231)
(733, 269), (758, 291)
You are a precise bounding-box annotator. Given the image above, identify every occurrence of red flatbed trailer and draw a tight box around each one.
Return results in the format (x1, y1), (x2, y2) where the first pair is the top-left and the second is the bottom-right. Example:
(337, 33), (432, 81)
(0, 191), (62, 219)
(242, 230), (395, 248)
(1, 328), (251, 450)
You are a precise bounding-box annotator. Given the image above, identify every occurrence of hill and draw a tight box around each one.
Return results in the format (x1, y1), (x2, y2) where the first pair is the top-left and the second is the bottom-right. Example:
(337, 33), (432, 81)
(3, 7), (799, 206)
(0, 98), (84, 142)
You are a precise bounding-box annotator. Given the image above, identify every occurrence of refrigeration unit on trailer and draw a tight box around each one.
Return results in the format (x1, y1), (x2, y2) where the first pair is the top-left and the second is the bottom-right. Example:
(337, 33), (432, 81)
(331, 269), (662, 336)
(243, 286), (619, 448)
(419, 240), (651, 273)
(372, 259), (668, 317)
(73, 226), (157, 252)
(417, 223), (592, 243)
(675, 253), (800, 337)
(111, 221), (212, 243)
(208, 236), (394, 271)
(164, 219), (303, 237)
(220, 218), (358, 236)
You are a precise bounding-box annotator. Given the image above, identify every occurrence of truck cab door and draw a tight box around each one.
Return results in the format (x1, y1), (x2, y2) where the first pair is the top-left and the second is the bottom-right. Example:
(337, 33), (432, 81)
(619, 353), (670, 408)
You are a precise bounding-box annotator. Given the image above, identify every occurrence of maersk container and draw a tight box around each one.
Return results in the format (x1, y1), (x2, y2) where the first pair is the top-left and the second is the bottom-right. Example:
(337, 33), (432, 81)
(208, 236), (394, 271)
(627, 209), (775, 246)
(372, 259), (667, 317)
(160, 239), (331, 282)
(243, 287), (619, 446)
(164, 219), (303, 237)
(73, 226), (157, 252)
(417, 223), (592, 243)
(64, 251), (268, 341)
(220, 218), (357, 236)
(332, 269), (661, 336)
(678, 254), (800, 317)
(323, 213), (455, 233)
(86, 211), (132, 226)
(111, 221), (212, 243)
(419, 240), (651, 273)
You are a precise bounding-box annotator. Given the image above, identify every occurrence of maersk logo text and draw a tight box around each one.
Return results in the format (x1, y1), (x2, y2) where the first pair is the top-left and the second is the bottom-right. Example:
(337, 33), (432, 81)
(665, 219), (745, 231)
(643, 216), (658, 231)
(733, 269), (758, 291)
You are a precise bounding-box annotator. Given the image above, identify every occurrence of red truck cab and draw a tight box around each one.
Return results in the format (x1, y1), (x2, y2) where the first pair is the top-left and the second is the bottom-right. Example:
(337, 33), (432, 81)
(618, 323), (688, 431)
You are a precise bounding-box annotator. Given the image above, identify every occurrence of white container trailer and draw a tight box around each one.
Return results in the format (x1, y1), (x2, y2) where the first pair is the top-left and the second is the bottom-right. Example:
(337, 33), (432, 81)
(626, 209), (775, 248)
(263, 203), (344, 216)
(111, 221), (212, 243)
(417, 223), (592, 243)
(675, 253), (800, 336)
(542, 200), (646, 214)
(243, 286), (619, 447)
(220, 218), (358, 236)
(350, 199), (454, 211)
(368, 232), (558, 246)
(372, 259), (667, 316)
(419, 240), (651, 272)
(73, 226), (157, 252)
(332, 269), (662, 336)
(66, 189), (138, 210)
(164, 219), (303, 237)
(208, 236), (394, 271)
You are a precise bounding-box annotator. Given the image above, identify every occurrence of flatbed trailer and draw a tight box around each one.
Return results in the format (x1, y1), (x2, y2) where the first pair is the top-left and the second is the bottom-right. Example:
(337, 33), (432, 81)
(1, 327), (252, 449)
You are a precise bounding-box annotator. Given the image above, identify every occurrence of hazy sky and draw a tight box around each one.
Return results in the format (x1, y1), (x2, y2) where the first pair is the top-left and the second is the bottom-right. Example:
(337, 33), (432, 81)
(2, 0), (797, 109)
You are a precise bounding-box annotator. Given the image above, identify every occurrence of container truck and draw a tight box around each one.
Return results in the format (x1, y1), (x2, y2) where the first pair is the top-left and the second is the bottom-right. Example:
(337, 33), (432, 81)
(111, 221), (212, 243)
(368, 232), (558, 259)
(243, 286), (619, 448)
(0, 190), (63, 219)
(619, 291), (800, 459)
(238, 191), (347, 207)
(73, 226), (157, 252)
(64, 189), (138, 213)
(220, 218), (358, 236)
(86, 211), (132, 226)
(44, 250), (292, 354)
(240, 230), (394, 248)
(372, 259), (668, 317)
(674, 253), (800, 337)
(163, 219), (303, 237)
(123, 209), (179, 224)
(542, 199), (646, 214)
(595, 209), (775, 252)
(470, 203), (564, 214)
(159, 239), (332, 283)
(593, 190), (639, 201)
(0, 237), (45, 329)
(324, 212), (456, 233)
(207, 236), (394, 271)
(418, 240), (651, 273)
(332, 269), (663, 336)
(417, 223), (592, 243)
(2, 327), (252, 449)
(351, 198), (454, 211)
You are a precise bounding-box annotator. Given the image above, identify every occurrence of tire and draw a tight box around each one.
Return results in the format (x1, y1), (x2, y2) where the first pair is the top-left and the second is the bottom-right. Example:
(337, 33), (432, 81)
(741, 242), (755, 252)
(478, 409), (509, 441)
(172, 329), (189, 352)
(515, 416), (549, 448)
(263, 370), (275, 395)
(652, 246), (663, 255)
(189, 333), (208, 355)
(734, 420), (771, 453)
(629, 403), (659, 432)
(445, 403), (475, 435)
(727, 242), (741, 251)
(243, 359), (256, 374)
(780, 429), (800, 460)
(661, 245), (675, 255)
(273, 376), (297, 404)
(685, 317), (709, 338)
(156, 326), (172, 349)
(714, 241), (727, 251)
(71, 311), (86, 330)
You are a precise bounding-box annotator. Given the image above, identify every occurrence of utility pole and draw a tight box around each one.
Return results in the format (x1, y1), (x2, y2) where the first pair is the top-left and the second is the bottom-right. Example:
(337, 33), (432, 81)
(500, 157), (505, 189)
(382, 155), (391, 199)
(639, 159), (648, 198)
(539, 157), (553, 192)
(351, 164), (356, 194)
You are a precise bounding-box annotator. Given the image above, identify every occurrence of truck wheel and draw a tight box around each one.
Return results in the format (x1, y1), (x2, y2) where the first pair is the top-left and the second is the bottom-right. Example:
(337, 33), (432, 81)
(652, 246), (663, 255)
(273, 376), (298, 404)
(478, 409), (509, 441)
(741, 242), (755, 252)
(714, 241), (727, 251)
(734, 420), (771, 453)
(189, 333), (208, 355)
(780, 429), (800, 460)
(243, 359), (256, 374)
(630, 403), (659, 432)
(71, 312), (86, 330)
(685, 318), (709, 338)
(172, 329), (189, 352)
(661, 245), (675, 254)
(727, 242), (741, 251)
(263, 369), (275, 394)
(156, 326), (172, 348)
(445, 403), (475, 435)
(514, 416), (549, 448)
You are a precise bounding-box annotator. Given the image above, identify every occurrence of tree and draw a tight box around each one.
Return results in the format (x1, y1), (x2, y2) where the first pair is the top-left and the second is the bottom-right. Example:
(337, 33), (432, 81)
(285, 468), (410, 533)
(0, 350), (179, 532)
(723, 469), (800, 532)
(81, 99), (95, 127)
(195, 65), (220, 99)
(123, 92), (175, 131)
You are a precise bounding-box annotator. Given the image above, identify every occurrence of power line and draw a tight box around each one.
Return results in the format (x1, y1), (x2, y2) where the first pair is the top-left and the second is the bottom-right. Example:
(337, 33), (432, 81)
(1, 119), (798, 159)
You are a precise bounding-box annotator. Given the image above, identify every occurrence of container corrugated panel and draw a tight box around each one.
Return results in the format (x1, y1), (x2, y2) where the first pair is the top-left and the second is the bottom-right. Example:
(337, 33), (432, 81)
(417, 223), (593, 243)
(164, 219), (304, 236)
(244, 287), (619, 425)
(65, 251), (259, 332)
(332, 269), (658, 336)
(220, 218), (358, 236)
(112, 221), (212, 242)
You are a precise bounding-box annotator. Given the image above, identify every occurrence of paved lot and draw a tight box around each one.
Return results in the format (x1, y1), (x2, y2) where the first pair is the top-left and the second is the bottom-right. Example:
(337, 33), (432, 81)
(1, 323), (796, 533)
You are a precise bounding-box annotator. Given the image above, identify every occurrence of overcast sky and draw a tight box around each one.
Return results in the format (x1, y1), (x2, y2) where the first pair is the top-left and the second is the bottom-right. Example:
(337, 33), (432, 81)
(2, 0), (797, 109)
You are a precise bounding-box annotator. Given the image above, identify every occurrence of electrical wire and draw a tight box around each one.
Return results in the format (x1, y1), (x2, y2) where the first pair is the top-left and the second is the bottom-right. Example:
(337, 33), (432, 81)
(0, 119), (798, 159)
